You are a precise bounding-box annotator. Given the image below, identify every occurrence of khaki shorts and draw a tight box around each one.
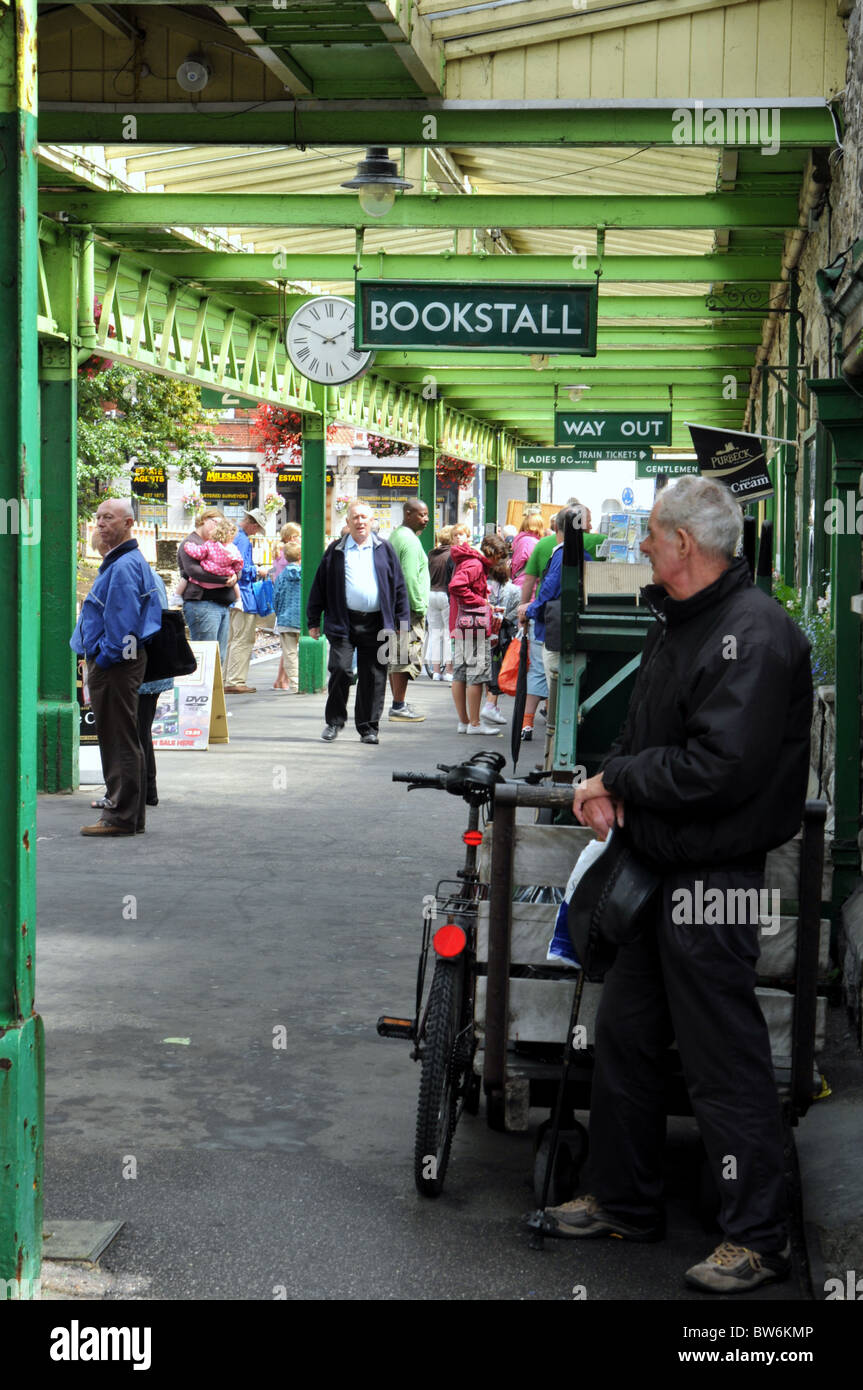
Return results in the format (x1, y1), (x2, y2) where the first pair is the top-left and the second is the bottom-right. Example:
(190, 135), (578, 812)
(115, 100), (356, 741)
(387, 610), (426, 679)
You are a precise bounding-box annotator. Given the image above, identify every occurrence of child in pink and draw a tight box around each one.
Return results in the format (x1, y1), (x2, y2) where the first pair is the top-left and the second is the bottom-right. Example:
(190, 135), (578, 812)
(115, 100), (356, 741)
(176, 519), (243, 603)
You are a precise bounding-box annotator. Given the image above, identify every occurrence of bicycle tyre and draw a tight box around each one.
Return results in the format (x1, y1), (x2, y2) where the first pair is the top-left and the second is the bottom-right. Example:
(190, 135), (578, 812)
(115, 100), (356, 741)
(414, 958), (466, 1197)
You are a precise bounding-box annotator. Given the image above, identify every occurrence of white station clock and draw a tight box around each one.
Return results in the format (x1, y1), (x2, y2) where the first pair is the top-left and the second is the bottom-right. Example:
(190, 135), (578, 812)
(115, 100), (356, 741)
(285, 295), (374, 385)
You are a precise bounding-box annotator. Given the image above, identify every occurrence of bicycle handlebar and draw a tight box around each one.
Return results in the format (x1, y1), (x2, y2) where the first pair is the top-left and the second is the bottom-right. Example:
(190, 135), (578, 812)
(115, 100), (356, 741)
(391, 771), (448, 788)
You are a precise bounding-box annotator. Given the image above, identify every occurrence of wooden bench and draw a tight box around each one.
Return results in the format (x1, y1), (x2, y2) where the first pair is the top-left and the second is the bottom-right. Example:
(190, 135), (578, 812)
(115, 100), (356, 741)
(476, 785), (830, 1133)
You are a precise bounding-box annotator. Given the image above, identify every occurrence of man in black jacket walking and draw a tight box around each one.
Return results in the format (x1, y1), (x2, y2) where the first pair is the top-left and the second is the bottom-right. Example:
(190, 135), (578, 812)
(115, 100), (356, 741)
(547, 476), (813, 1294)
(307, 501), (409, 744)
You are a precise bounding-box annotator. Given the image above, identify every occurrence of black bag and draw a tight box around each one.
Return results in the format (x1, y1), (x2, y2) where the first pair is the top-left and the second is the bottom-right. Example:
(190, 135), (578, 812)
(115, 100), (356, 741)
(143, 610), (198, 682)
(543, 599), (561, 652)
(566, 829), (661, 981)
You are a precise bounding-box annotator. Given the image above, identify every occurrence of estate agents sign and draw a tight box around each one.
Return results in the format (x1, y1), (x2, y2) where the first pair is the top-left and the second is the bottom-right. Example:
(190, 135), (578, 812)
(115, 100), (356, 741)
(356, 281), (597, 354)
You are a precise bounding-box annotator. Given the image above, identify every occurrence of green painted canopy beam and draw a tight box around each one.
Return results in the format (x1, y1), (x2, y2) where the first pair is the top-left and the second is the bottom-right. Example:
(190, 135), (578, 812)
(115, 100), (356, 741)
(36, 99), (835, 148)
(38, 192), (800, 231)
(142, 252), (782, 284)
(239, 294), (770, 325)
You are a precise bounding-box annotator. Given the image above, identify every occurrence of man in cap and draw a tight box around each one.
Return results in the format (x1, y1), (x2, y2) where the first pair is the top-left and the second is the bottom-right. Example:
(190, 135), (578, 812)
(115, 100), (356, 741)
(224, 506), (270, 694)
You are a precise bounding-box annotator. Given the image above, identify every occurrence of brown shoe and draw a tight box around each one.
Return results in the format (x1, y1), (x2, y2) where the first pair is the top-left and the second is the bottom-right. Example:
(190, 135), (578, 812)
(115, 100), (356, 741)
(80, 822), (136, 837)
(224, 685), (257, 694)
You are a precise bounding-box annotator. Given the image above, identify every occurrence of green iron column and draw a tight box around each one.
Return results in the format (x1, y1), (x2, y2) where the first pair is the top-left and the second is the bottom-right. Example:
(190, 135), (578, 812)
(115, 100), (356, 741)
(807, 378), (863, 910)
(417, 445), (436, 556)
(38, 230), (79, 792)
(775, 387), (788, 583)
(784, 277), (800, 586)
(484, 433), (500, 532)
(299, 385), (327, 693)
(760, 366), (775, 530)
(0, 0), (44, 1300)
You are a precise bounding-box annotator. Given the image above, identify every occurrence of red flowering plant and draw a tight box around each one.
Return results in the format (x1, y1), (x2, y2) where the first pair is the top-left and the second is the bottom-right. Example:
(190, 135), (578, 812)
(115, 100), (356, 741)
(250, 406), (340, 470)
(78, 298), (117, 378)
(436, 455), (476, 490)
(367, 433), (411, 459)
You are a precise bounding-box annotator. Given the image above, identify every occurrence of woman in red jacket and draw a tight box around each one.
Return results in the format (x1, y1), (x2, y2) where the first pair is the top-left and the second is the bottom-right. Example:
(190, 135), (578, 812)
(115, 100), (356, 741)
(447, 540), (501, 737)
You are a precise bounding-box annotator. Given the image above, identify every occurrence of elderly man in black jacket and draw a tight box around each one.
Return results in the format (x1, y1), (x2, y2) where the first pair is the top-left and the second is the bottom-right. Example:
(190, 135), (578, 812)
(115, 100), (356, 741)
(307, 501), (409, 744)
(547, 476), (812, 1295)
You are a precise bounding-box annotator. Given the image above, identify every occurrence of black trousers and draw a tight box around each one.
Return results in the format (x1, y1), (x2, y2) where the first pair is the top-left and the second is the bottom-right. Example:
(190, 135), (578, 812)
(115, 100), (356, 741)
(137, 691), (159, 803)
(590, 867), (788, 1253)
(87, 652), (148, 832)
(325, 609), (386, 734)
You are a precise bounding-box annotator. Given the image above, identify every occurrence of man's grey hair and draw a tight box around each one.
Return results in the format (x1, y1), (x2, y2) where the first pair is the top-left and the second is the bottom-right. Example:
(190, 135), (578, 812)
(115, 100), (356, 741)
(653, 476), (743, 560)
(101, 497), (134, 519)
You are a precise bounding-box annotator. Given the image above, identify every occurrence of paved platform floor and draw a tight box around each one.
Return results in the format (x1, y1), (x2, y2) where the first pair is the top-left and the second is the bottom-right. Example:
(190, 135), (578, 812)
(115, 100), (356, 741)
(35, 660), (861, 1301)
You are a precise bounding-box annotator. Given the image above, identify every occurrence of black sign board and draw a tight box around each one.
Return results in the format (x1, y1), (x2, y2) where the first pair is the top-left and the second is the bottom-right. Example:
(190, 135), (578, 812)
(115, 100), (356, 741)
(131, 465), (168, 502)
(201, 467), (257, 502)
(275, 468), (335, 493)
(357, 469), (420, 493)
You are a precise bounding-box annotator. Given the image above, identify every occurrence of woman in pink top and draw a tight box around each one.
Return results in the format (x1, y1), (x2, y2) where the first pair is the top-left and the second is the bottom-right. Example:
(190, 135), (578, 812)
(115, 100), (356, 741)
(510, 509), (545, 582)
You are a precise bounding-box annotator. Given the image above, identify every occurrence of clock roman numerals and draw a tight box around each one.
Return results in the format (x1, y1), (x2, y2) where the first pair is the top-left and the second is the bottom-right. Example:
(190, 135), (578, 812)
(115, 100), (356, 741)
(286, 296), (373, 383)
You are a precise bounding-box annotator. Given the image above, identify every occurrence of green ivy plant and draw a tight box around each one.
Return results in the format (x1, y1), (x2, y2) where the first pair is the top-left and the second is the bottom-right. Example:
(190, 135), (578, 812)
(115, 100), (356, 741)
(77, 367), (219, 524)
(773, 578), (835, 686)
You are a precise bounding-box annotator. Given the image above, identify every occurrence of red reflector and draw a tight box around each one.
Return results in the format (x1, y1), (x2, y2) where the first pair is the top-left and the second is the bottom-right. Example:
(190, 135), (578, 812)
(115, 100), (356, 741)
(462, 830), (483, 846)
(433, 923), (467, 958)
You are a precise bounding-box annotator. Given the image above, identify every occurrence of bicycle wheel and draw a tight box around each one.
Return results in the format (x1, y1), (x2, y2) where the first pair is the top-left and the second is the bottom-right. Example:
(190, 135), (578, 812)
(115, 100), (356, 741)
(414, 957), (468, 1197)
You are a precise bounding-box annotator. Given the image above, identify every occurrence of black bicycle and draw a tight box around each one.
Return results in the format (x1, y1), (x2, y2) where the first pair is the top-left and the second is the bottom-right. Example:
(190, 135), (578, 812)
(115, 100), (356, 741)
(378, 752), (506, 1197)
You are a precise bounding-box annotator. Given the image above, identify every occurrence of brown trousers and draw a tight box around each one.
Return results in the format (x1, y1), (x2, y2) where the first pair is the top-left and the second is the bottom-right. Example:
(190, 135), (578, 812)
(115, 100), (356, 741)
(87, 651), (147, 832)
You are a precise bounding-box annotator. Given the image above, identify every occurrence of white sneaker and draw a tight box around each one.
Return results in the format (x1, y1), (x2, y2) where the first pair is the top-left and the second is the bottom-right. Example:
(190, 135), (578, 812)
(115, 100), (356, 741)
(457, 722), (469, 734)
(444, 673), (454, 683)
(482, 704), (506, 725)
(432, 672), (443, 681)
(467, 723), (501, 736)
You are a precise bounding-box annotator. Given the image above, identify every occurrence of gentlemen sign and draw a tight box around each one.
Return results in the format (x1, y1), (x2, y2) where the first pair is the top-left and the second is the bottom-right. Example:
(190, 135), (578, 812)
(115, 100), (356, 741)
(636, 457), (699, 480)
(555, 412), (672, 447)
(356, 281), (597, 354)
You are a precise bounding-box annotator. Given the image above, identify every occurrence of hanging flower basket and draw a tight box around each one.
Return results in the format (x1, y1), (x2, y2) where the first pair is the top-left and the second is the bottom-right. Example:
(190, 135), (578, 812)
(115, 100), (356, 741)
(263, 491), (283, 515)
(464, 497), (478, 511)
(436, 454), (476, 490)
(251, 408), (342, 469)
(334, 494), (351, 515)
(181, 491), (203, 513)
(367, 433), (411, 459)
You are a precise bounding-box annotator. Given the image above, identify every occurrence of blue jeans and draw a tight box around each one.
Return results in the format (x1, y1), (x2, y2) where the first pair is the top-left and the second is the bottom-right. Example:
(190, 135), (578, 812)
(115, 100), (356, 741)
(183, 599), (230, 670)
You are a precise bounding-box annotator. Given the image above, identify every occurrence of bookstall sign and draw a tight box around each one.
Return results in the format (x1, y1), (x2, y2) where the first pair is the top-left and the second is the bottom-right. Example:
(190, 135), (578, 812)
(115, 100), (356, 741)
(356, 281), (597, 354)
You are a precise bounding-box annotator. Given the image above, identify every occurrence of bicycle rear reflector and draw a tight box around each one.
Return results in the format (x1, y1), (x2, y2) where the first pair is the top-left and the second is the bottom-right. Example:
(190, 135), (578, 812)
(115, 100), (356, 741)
(433, 923), (467, 958)
(462, 830), (483, 846)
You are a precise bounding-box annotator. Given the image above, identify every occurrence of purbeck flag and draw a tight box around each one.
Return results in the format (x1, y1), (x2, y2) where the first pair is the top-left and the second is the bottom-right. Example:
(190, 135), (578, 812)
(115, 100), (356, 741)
(687, 424), (774, 501)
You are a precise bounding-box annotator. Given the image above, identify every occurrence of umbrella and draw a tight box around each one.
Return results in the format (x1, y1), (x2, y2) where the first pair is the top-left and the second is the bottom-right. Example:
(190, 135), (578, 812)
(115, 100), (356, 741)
(510, 629), (530, 772)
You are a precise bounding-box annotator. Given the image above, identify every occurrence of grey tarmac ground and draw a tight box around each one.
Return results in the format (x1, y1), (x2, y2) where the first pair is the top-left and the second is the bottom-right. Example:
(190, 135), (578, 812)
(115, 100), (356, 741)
(35, 660), (862, 1303)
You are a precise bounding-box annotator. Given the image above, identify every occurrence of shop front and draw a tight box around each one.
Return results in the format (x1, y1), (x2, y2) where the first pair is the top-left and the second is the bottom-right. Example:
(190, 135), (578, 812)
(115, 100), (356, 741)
(200, 465), (259, 523)
(275, 465), (335, 526)
(356, 467), (443, 534)
(131, 464), (168, 526)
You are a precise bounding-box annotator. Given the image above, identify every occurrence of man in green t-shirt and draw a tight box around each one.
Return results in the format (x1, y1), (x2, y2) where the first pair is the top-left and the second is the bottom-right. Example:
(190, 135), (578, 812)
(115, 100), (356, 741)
(387, 498), (431, 722)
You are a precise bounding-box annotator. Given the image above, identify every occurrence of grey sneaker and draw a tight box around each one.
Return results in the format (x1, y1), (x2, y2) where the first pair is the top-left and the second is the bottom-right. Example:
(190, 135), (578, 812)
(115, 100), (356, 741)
(684, 1240), (791, 1294)
(388, 705), (426, 722)
(542, 1194), (664, 1242)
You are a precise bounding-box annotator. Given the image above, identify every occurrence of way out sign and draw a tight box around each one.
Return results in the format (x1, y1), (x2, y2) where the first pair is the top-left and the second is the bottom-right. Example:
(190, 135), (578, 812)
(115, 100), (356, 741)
(356, 281), (597, 353)
(555, 412), (672, 447)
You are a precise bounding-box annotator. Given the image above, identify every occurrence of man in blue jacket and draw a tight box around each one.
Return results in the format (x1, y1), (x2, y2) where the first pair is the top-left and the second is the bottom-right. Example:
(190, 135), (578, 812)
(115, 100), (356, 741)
(307, 501), (409, 744)
(224, 506), (269, 694)
(71, 499), (162, 836)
